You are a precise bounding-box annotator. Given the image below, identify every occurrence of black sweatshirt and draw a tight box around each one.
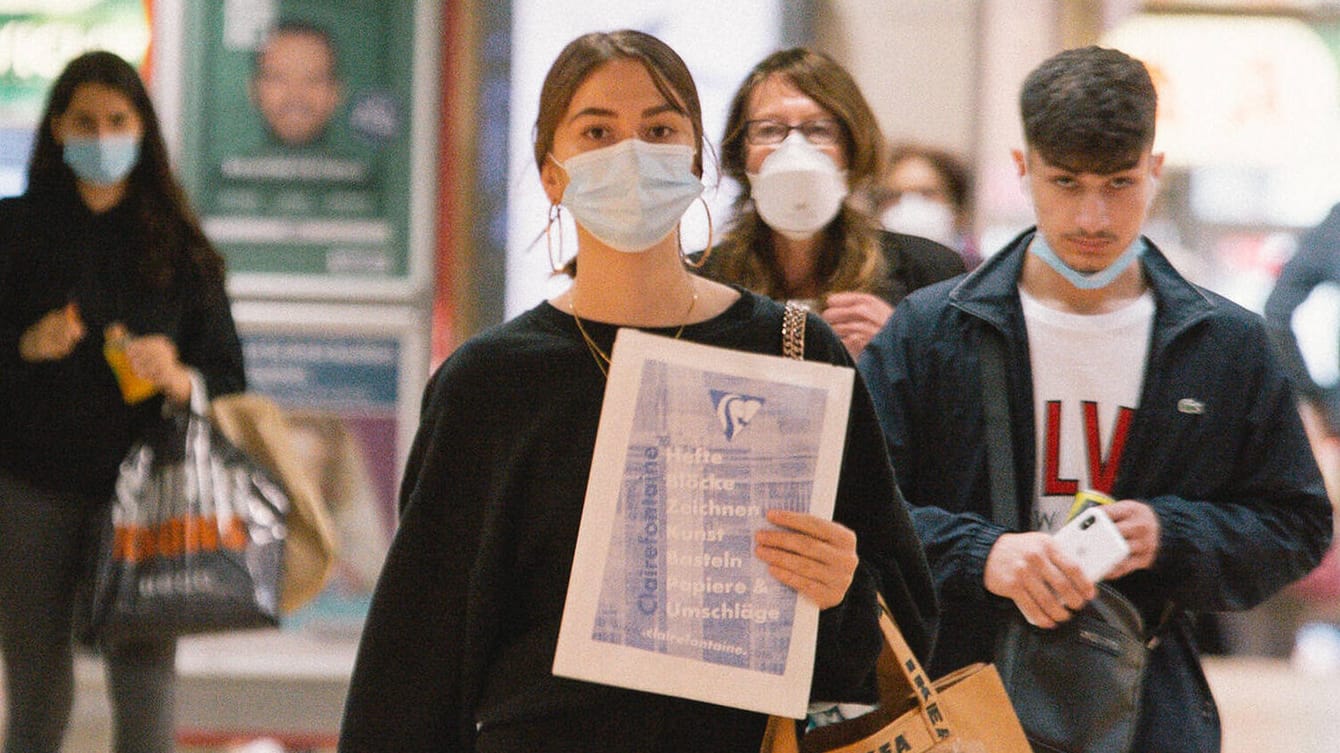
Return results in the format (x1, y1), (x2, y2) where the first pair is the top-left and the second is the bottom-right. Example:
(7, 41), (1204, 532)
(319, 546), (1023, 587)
(0, 189), (245, 500)
(338, 289), (937, 753)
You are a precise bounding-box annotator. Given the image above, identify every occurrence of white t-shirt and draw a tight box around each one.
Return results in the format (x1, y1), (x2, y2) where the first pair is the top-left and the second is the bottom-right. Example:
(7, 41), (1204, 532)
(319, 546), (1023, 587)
(1020, 287), (1155, 532)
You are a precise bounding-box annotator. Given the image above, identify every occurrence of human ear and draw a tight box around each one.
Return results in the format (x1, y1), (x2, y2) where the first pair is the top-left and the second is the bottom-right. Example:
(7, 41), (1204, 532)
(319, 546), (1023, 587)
(540, 154), (567, 205)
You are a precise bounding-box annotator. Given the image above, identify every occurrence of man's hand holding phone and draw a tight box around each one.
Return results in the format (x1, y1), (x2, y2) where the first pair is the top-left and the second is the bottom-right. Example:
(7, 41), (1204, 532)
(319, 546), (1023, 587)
(985, 490), (1156, 628)
(1053, 506), (1130, 582)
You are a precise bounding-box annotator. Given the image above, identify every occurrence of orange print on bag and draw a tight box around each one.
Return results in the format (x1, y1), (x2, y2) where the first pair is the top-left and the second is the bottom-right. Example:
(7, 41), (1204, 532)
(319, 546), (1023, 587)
(112, 515), (249, 563)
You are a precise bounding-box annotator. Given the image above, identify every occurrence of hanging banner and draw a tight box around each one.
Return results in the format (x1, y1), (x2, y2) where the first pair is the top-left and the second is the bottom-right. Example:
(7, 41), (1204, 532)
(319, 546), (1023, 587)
(178, 0), (433, 300)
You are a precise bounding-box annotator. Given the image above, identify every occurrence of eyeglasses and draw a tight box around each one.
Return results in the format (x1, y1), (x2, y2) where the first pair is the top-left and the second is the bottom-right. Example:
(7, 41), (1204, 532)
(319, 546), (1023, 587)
(743, 119), (844, 146)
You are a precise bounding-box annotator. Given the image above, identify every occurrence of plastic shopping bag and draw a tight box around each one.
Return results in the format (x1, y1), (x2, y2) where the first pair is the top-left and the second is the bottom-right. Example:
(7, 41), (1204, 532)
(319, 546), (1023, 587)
(82, 402), (289, 643)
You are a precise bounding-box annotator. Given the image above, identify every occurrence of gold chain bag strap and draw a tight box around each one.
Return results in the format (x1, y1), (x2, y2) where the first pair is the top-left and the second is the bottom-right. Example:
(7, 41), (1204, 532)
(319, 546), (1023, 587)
(782, 301), (807, 360)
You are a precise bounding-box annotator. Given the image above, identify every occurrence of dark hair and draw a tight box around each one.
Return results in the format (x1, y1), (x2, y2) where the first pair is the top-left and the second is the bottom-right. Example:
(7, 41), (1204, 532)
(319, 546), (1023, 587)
(713, 48), (886, 302)
(533, 30), (705, 277)
(1020, 45), (1157, 174)
(885, 141), (973, 218)
(253, 19), (340, 80)
(29, 51), (225, 295)
(533, 29), (704, 176)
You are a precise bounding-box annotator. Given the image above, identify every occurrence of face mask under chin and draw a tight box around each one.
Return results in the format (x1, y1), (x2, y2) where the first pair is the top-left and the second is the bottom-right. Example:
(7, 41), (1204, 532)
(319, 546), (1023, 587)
(1028, 232), (1146, 290)
(1020, 169), (1157, 290)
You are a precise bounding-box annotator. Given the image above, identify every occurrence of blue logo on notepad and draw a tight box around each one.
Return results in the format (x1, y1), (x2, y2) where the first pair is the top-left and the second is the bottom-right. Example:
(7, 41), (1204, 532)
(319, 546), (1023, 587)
(710, 390), (765, 441)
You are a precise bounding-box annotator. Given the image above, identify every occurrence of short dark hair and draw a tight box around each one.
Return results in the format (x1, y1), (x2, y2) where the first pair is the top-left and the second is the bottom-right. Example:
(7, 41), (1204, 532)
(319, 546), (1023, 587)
(253, 19), (340, 80)
(1020, 46), (1156, 174)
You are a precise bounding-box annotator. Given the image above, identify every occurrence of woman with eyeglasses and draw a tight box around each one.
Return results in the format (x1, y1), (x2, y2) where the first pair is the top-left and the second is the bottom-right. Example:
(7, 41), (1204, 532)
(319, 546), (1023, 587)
(338, 30), (935, 753)
(698, 48), (964, 356)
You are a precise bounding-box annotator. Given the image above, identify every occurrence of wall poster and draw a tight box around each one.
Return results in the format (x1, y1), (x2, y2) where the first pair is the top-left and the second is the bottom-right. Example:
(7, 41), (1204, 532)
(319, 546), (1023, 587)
(231, 300), (429, 631)
(177, 0), (437, 301)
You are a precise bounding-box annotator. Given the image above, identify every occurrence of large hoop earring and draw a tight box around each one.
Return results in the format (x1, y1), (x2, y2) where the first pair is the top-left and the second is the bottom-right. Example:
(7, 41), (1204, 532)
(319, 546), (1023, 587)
(546, 203), (565, 274)
(681, 196), (713, 269)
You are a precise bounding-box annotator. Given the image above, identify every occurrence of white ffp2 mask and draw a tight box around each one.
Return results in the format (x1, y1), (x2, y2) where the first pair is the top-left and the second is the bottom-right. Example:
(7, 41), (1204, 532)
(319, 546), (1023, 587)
(880, 193), (957, 247)
(747, 131), (847, 241)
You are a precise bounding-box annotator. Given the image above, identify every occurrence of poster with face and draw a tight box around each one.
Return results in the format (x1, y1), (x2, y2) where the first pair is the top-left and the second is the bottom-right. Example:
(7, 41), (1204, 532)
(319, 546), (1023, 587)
(177, 0), (433, 299)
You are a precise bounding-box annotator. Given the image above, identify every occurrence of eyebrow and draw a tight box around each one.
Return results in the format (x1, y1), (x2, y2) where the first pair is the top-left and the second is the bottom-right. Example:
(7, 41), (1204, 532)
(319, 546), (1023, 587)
(567, 103), (683, 124)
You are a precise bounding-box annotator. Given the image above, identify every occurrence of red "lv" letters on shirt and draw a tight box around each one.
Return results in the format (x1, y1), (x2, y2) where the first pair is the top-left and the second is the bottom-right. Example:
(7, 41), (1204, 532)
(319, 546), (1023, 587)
(1042, 400), (1135, 496)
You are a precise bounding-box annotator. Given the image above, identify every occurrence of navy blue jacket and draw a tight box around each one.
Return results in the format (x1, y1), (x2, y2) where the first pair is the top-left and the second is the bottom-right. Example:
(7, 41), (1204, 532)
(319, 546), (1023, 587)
(859, 228), (1333, 752)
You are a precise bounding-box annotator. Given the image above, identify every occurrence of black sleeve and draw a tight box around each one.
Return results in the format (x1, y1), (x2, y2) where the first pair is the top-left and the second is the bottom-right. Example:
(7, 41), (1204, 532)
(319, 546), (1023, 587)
(178, 260), (246, 399)
(882, 231), (966, 306)
(1139, 319), (1333, 613)
(0, 199), (22, 388)
(339, 363), (479, 752)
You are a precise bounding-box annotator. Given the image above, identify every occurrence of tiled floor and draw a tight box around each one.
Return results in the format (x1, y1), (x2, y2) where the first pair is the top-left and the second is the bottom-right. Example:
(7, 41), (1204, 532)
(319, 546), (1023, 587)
(4, 630), (1339, 752)
(1204, 655), (1339, 753)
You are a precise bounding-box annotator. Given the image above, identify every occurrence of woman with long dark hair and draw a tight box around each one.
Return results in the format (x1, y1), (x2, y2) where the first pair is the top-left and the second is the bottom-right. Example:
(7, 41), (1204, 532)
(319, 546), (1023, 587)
(0, 51), (244, 753)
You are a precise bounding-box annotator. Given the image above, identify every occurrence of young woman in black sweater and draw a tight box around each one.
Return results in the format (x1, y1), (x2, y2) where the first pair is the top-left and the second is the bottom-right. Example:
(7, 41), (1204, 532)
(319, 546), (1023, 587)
(0, 51), (244, 753)
(338, 30), (935, 753)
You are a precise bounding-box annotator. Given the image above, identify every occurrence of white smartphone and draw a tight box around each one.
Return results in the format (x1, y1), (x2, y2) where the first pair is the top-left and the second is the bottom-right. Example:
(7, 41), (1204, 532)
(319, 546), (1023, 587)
(1052, 507), (1130, 582)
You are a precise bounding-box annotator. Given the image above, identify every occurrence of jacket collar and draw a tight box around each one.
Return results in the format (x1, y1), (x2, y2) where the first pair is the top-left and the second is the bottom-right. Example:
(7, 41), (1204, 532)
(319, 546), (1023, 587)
(948, 227), (1216, 345)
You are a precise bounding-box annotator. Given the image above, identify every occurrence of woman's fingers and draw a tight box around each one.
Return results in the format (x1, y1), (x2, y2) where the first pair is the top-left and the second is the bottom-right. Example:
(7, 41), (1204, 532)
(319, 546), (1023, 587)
(754, 509), (857, 608)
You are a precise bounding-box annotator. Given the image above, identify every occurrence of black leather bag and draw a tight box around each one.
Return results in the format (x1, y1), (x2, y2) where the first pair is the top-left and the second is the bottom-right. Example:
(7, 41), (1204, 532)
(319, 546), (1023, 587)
(977, 333), (1151, 753)
(994, 584), (1148, 753)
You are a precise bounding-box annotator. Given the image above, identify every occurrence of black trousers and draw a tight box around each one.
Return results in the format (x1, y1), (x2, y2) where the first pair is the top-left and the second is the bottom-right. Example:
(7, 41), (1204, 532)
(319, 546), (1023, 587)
(0, 469), (176, 753)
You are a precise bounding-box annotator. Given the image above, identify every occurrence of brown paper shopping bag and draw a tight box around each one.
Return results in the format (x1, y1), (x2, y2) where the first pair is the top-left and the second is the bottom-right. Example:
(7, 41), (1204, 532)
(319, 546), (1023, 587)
(763, 597), (1032, 753)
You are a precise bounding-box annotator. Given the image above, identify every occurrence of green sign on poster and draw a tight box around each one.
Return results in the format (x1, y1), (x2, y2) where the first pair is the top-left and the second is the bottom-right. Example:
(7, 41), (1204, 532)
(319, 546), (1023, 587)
(178, 0), (428, 297)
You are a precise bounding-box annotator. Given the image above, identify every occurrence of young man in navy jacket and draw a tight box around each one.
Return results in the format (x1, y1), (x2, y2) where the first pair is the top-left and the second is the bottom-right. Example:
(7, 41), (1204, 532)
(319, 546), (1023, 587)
(859, 46), (1333, 752)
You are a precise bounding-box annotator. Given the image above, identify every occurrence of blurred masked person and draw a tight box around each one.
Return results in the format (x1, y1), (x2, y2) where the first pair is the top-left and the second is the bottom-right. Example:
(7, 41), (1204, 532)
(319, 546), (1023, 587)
(0, 51), (245, 753)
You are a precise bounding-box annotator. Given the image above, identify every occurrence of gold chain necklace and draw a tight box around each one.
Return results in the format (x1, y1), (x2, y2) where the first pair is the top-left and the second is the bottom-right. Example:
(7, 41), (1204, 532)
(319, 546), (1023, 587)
(570, 284), (698, 378)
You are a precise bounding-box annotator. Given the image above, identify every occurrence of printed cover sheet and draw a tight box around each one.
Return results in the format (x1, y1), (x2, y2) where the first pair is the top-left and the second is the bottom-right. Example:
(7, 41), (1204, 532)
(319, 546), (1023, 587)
(554, 329), (853, 718)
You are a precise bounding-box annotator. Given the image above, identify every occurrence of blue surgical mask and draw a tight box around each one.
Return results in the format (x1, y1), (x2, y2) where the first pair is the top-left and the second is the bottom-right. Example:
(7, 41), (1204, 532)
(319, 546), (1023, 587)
(1028, 232), (1145, 290)
(62, 134), (140, 185)
(556, 139), (703, 253)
